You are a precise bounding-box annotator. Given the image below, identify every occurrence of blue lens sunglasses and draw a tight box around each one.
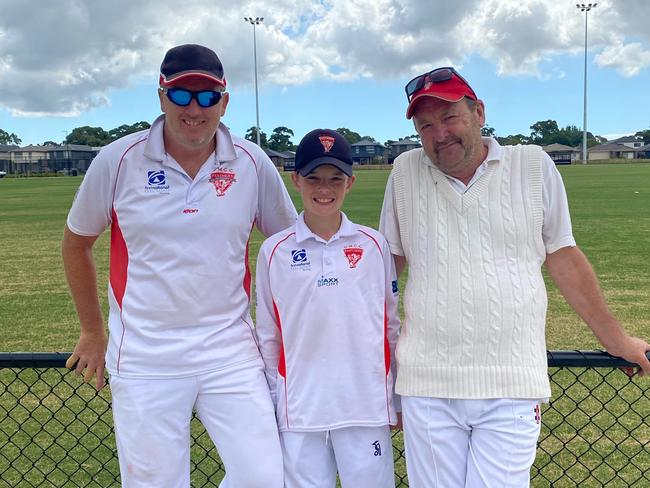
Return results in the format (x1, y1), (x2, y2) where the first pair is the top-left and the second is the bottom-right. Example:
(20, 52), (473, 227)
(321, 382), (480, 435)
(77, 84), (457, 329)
(161, 87), (224, 108)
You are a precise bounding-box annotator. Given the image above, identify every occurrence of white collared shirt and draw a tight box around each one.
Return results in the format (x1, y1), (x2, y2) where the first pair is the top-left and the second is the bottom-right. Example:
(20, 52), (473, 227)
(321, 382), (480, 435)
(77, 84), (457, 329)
(255, 212), (400, 431)
(67, 115), (297, 378)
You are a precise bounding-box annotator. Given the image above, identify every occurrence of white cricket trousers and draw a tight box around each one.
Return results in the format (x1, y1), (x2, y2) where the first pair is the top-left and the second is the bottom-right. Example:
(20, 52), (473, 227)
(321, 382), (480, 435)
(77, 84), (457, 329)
(401, 397), (542, 488)
(110, 358), (283, 488)
(280, 426), (395, 488)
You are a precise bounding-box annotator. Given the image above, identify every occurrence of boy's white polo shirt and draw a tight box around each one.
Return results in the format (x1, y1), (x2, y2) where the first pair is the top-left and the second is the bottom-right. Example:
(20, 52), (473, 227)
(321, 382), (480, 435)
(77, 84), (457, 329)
(67, 115), (297, 378)
(255, 212), (400, 432)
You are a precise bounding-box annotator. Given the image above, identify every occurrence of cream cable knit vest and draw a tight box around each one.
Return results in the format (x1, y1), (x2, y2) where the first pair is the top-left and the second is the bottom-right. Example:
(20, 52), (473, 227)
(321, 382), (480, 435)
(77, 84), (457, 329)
(392, 145), (551, 399)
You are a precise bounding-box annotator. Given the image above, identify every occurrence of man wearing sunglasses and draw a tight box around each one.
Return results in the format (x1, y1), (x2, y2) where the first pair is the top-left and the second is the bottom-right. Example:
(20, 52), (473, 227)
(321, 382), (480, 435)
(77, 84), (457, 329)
(380, 67), (650, 487)
(62, 44), (296, 487)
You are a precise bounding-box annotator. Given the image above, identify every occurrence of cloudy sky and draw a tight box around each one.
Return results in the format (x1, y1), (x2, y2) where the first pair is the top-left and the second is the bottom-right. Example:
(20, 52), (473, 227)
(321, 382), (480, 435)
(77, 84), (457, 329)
(1, 0), (649, 146)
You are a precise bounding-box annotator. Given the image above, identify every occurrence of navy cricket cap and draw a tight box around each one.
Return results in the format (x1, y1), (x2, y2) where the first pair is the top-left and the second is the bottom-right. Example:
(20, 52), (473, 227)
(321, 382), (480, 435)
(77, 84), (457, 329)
(294, 129), (353, 176)
(159, 44), (226, 88)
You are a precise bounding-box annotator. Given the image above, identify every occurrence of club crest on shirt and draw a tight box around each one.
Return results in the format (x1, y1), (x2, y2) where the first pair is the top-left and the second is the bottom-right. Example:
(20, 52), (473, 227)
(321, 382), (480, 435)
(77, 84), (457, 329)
(343, 246), (363, 268)
(209, 168), (237, 197)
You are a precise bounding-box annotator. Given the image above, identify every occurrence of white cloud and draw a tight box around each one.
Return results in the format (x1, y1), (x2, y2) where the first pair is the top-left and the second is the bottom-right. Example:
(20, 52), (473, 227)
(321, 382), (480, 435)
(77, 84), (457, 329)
(595, 39), (650, 77)
(0, 0), (648, 117)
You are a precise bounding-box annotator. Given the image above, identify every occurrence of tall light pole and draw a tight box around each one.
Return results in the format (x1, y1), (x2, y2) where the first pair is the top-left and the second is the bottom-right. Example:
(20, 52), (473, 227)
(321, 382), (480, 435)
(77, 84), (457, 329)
(576, 3), (597, 164)
(244, 16), (264, 146)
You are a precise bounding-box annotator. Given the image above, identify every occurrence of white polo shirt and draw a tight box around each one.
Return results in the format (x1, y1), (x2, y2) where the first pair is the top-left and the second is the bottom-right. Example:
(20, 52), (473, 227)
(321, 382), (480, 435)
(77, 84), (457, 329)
(255, 212), (400, 432)
(67, 115), (297, 378)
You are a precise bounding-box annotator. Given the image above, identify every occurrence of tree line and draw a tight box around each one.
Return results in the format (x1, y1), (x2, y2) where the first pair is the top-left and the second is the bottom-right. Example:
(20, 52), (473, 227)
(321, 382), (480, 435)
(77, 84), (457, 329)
(0, 122), (151, 147)
(244, 126), (385, 152)
(2, 121), (650, 149)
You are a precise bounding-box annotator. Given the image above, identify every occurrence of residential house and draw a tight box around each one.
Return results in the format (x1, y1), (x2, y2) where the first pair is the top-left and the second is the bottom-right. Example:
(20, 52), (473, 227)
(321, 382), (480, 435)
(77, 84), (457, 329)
(541, 143), (580, 165)
(8, 144), (98, 175)
(587, 142), (638, 161)
(0, 144), (19, 174)
(49, 144), (98, 174)
(636, 144), (650, 159)
(263, 148), (295, 171)
(388, 138), (421, 162)
(10, 145), (50, 175)
(608, 135), (644, 149)
(350, 139), (386, 164)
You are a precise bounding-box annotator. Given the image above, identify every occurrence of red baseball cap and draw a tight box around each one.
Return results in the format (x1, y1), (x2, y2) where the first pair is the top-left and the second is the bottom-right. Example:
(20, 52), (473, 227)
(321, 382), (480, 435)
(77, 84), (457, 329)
(405, 68), (477, 119)
(159, 44), (227, 88)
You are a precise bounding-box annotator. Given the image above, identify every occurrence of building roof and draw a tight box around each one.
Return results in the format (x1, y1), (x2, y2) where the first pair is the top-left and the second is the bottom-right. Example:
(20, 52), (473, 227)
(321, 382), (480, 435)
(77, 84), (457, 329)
(388, 138), (420, 146)
(12, 145), (50, 152)
(542, 143), (579, 152)
(57, 144), (95, 151)
(0, 144), (19, 152)
(589, 142), (638, 152)
(263, 148), (294, 159)
(351, 139), (383, 146)
(609, 135), (643, 144)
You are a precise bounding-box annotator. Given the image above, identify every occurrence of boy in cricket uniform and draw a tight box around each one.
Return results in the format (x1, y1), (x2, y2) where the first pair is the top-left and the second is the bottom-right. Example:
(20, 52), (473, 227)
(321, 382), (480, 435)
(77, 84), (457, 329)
(256, 128), (400, 488)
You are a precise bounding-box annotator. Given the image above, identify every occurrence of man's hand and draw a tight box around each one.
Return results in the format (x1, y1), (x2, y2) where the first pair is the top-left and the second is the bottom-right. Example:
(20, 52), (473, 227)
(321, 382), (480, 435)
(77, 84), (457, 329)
(66, 330), (108, 390)
(606, 336), (650, 377)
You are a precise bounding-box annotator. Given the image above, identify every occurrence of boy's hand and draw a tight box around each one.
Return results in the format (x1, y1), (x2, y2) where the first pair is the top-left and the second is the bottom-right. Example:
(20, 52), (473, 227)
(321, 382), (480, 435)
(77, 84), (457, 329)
(391, 412), (403, 431)
(66, 330), (108, 390)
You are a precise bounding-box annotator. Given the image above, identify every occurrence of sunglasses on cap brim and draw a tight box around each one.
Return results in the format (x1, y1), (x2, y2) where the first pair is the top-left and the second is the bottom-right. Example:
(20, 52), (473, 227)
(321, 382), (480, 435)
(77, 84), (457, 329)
(161, 87), (224, 108)
(404, 67), (477, 101)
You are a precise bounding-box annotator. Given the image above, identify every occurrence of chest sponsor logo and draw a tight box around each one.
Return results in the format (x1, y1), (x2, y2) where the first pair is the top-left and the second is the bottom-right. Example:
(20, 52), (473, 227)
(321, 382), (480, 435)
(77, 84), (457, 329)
(209, 168), (237, 197)
(317, 276), (339, 287)
(145, 170), (170, 193)
(343, 246), (364, 268)
(291, 249), (311, 270)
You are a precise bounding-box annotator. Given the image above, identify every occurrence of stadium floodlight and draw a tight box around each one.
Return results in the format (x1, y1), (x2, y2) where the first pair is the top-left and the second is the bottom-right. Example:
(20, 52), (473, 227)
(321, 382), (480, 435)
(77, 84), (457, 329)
(576, 3), (597, 164)
(244, 16), (264, 146)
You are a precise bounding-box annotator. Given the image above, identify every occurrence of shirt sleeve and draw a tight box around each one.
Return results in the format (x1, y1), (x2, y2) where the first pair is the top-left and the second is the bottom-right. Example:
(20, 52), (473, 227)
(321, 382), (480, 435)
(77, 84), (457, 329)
(255, 154), (297, 237)
(66, 148), (117, 237)
(541, 152), (576, 253)
(379, 172), (405, 257)
(383, 237), (401, 414)
(254, 240), (281, 407)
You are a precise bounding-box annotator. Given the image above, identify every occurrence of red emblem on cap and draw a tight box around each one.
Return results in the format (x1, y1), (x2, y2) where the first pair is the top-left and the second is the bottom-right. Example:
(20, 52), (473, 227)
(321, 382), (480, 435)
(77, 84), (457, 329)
(209, 168), (237, 197)
(319, 135), (335, 153)
(343, 246), (364, 268)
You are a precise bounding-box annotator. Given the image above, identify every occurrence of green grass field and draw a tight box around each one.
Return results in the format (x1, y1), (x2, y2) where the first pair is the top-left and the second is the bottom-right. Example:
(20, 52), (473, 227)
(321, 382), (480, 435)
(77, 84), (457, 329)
(1, 164), (649, 351)
(1, 165), (649, 487)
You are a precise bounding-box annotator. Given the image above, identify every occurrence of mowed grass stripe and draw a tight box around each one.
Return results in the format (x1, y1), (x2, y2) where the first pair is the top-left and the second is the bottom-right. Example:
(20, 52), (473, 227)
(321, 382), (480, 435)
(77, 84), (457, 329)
(0, 164), (649, 351)
(1, 165), (649, 487)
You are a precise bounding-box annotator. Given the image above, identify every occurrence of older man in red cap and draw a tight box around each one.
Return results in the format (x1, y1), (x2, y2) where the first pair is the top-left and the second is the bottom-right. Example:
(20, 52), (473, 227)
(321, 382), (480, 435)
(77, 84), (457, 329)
(62, 43), (296, 487)
(380, 67), (650, 487)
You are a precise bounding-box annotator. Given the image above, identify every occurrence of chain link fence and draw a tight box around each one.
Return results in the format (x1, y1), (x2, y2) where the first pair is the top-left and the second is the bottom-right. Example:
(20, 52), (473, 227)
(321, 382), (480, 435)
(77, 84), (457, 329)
(1, 352), (648, 487)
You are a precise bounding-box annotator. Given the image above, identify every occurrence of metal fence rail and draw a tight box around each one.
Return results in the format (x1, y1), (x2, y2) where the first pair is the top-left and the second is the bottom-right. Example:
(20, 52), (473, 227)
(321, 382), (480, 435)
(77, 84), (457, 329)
(1, 352), (648, 487)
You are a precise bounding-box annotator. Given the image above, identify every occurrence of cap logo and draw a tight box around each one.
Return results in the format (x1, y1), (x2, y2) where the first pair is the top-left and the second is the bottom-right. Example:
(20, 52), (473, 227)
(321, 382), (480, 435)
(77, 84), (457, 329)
(423, 80), (432, 90)
(319, 135), (335, 153)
